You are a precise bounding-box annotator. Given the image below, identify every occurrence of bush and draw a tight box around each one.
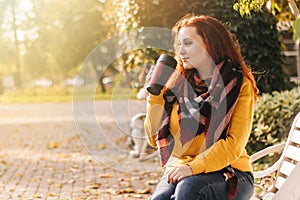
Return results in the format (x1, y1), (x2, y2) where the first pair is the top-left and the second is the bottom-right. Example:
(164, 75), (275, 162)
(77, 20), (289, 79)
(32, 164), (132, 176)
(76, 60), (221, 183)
(247, 87), (300, 155)
(197, 4), (295, 93)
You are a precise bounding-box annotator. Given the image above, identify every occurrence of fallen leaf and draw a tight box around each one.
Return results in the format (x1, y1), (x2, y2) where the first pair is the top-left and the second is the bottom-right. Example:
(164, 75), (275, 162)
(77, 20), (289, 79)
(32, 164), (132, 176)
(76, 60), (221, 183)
(1, 160), (7, 165)
(55, 183), (63, 188)
(48, 142), (58, 149)
(118, 188), (135, 194)
(146, 179), (158, 185)
(39, 157), (48, 160)
(32, 194), (43, 198)
(88, 182), (101, 189)
(84, 178), (92, 183)
(98, 143), (107, 150)
(119, 177), (131, 182)
(70, 165), (81, 173)
(71, 164), (79, 169)
(58, 153), (72, 159)
(47, 192), (55, 197)
(47, 178), (54, 184)
(131, 176), (143, 180)
(98, 173), (113, 178)
(68, 135), (79, 141)
(106, 188), (118, 195)
(30, 177), (37, 182)
(69, 179), (76, 184)
(82, 188), (90, 193)
(125, 193), (143, 198)
(136, 187), (151, 194)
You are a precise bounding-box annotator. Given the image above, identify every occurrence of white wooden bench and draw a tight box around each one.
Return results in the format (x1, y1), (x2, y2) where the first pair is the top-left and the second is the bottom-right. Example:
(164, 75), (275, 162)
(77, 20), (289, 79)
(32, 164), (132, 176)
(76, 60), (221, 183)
(250, 112), (300, 200)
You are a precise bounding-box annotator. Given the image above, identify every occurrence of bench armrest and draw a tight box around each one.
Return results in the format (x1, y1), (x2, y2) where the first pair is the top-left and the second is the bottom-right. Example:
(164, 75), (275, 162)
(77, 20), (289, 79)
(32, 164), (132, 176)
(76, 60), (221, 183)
(250, 143), (286, 178)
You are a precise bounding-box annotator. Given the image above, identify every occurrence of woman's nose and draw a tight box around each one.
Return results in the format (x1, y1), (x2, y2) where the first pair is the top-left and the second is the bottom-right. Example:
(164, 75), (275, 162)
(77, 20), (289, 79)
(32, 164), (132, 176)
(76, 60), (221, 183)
(178, 46), (185, 55)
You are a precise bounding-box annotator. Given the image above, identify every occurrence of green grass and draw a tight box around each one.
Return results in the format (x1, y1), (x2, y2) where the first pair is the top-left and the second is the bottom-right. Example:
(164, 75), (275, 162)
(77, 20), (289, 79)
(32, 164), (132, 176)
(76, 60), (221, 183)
(0, 86), (138, 103)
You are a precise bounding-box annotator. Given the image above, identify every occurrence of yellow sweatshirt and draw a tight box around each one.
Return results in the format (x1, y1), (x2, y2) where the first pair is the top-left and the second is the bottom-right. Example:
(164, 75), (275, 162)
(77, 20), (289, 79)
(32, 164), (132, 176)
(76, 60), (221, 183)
(144, 76), (254, 175)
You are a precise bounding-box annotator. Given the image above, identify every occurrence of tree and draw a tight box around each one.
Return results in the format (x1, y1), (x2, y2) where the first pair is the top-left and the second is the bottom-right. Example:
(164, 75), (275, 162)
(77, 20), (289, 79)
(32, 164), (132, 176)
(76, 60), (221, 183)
(0, 0), (16, 92)
(0, 0), (117, 92)
(0, 0), (28, 88)
(111, 0), (294, 93)
(25, 0), (115, 80)
(234, 0), (300, 41)
(11, 0), (22, 88)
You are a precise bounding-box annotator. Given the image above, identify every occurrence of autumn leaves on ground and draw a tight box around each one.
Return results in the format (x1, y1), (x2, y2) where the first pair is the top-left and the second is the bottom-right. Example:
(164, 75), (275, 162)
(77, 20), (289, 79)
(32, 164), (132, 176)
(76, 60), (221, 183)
(0, 102), (162, 200)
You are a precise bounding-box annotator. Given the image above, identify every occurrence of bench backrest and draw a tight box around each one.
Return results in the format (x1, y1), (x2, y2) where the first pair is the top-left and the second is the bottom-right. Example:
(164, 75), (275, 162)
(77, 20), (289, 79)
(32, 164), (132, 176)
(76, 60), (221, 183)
(273, 112), (300, 191)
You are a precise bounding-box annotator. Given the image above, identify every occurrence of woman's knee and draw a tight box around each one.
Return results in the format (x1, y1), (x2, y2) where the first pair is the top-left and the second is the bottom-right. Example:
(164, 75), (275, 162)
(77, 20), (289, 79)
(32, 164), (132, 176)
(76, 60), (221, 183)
(172, 176), (205, 199)
(173, 174), (227, 200)
(151, 175), (176, 200)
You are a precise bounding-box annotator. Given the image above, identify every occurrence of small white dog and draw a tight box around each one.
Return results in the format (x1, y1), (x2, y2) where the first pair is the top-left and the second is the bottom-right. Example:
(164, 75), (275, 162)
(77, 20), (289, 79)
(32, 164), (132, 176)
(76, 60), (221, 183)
(128, 113), (147, 158)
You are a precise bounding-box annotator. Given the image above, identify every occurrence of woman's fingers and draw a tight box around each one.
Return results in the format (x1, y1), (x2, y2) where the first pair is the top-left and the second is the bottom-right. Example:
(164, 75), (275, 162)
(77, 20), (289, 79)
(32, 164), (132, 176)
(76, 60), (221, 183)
(167, 167), (177, 183)
(167, 166), (182, 183)
(167, 165), (193, 184)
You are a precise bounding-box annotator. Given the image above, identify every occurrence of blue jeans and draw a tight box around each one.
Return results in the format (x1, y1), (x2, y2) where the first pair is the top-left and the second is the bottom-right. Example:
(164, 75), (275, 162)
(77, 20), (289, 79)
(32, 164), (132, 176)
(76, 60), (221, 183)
(150, 169), (253, 200)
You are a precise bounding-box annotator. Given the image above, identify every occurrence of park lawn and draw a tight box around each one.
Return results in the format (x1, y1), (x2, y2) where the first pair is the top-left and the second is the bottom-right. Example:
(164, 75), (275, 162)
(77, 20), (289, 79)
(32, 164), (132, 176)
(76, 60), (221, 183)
(0, 87), (136, 103)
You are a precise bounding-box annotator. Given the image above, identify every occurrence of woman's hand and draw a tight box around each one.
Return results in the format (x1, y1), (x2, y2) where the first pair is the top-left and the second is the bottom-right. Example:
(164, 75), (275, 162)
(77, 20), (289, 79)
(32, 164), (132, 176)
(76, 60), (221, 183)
(167, 165), (193, 184)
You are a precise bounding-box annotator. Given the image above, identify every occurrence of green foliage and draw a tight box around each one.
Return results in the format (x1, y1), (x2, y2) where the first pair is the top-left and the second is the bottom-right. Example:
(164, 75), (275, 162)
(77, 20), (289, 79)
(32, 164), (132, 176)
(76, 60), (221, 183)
(114, 0), (294, 93)
(246, 87), (300, 155)
(230, 8), (295, 93)
(1, 0), (295, 93)
(293, 16), (300, 42)
(182, 1), (294, 93)
(233, 0), (265, 17)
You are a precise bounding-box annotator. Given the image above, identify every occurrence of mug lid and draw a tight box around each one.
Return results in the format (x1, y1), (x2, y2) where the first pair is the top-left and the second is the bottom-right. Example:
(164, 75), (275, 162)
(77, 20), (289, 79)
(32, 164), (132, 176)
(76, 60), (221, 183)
(157, 54), (177, 68)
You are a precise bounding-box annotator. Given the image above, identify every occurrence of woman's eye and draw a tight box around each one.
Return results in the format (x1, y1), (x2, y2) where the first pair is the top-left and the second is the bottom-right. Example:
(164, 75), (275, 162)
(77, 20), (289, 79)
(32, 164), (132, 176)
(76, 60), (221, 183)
(184, 41), (192, 46)
(177, 40), (193, 48)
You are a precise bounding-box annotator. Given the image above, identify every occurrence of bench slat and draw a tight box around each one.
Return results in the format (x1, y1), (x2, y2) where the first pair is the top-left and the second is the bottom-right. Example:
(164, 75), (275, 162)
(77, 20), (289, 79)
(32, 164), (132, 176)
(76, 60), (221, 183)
(291, 130), (300, 144)
(295, 118), (300, 128)
(275, 176), (286, 189)
(285, 145), (300, 161)
(279, 160), (296, 176)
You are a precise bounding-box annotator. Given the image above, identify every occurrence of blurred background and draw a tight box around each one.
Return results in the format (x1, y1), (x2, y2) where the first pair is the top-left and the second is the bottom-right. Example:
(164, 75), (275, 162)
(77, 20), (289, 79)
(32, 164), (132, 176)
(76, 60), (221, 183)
(0, 0), (299, 103)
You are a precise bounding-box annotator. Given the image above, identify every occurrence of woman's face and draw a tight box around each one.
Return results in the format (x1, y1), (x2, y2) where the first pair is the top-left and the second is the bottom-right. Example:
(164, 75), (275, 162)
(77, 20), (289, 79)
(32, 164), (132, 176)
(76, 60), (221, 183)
(177, 26), (214, 78)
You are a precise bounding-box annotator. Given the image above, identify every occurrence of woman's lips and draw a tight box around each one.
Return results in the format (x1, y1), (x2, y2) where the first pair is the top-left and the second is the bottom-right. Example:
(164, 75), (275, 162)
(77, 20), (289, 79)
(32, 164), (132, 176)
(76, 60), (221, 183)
(182, 57), (189, 62)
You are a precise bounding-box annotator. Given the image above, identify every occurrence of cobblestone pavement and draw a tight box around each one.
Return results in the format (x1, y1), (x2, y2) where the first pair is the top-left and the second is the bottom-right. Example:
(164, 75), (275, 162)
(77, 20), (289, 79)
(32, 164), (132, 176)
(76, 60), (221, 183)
(0, 102), (163, 200)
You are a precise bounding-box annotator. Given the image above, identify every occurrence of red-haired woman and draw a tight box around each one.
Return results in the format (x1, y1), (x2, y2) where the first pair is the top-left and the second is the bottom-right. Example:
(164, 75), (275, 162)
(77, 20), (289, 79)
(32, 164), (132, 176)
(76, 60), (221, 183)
(144, 14), (259, 200)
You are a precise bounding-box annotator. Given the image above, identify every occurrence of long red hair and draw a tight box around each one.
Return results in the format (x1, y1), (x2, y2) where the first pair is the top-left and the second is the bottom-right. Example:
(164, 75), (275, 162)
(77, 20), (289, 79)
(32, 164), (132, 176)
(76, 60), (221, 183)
(171, 14), (259, 101)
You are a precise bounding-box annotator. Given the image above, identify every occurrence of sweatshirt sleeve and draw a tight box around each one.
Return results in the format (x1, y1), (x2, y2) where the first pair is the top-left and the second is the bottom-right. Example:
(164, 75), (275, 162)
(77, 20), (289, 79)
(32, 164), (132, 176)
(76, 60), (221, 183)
(144, 91), (166, 148)
(187, 77), (255, 174)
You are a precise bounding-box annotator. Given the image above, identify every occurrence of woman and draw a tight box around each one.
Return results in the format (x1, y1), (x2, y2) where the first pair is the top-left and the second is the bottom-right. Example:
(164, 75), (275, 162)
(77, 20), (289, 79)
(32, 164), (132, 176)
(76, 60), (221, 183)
(144, 14), (259, 200)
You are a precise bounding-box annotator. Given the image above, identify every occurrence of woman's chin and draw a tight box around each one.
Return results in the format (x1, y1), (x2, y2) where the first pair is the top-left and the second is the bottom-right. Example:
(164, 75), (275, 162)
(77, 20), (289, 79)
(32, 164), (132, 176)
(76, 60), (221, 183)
(183, 63), (195, 70)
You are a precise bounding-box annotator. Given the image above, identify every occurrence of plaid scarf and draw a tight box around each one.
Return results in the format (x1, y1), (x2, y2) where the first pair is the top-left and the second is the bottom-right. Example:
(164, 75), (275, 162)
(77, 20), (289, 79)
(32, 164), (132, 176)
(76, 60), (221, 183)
(156, 58), (243, 167)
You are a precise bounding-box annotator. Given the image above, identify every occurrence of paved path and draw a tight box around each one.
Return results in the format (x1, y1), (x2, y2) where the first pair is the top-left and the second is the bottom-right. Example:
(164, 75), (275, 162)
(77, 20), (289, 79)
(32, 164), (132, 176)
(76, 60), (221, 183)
(0, 101), (163, 200)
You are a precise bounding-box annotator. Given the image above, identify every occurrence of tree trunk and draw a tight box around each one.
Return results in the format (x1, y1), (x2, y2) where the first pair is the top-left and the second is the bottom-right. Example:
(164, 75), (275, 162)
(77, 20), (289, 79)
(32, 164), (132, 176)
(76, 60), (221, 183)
(11, 0), (21, 88)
